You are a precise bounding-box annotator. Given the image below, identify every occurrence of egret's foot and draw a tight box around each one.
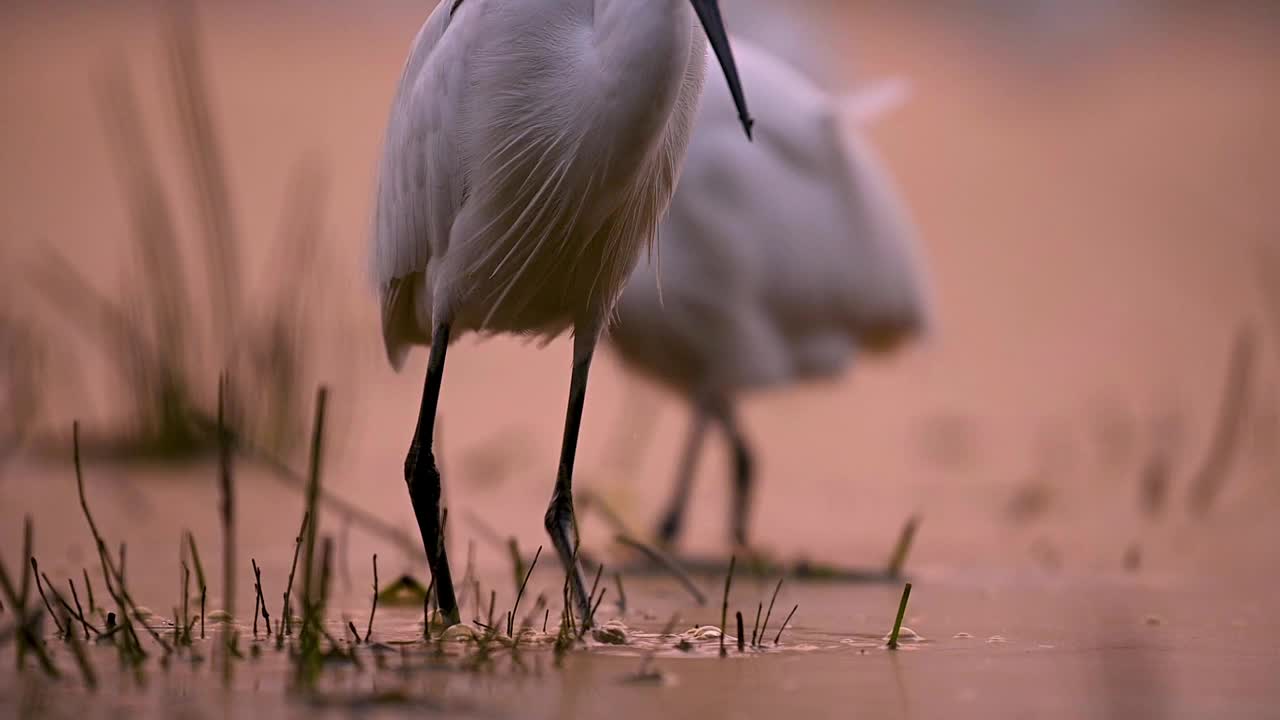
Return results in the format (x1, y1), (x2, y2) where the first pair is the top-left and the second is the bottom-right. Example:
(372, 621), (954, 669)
(441, 607), (462, 628)
(654, 511), (684, 549)
(545, 497), (593, 628)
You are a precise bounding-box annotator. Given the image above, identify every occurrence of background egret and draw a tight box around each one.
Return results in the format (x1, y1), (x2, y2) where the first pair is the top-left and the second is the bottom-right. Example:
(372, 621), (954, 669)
(371, 0), (752, 624)
(609, 38), (931, 549)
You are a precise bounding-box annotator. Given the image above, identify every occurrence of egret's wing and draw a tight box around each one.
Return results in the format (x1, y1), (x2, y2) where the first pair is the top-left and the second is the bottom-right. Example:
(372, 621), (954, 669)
(371, 4), (469, 366)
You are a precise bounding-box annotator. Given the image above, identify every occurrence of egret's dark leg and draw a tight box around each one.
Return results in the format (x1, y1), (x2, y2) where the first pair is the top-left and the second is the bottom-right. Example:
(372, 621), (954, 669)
(404, 323), (460, 625)
(655, 406), (711, 545)
(544, 335), (596, 627)
(715, 402), (754, 547)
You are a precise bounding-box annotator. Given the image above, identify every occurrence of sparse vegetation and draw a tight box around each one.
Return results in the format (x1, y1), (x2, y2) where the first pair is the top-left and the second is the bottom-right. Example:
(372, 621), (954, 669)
(28, 3), (324, 462)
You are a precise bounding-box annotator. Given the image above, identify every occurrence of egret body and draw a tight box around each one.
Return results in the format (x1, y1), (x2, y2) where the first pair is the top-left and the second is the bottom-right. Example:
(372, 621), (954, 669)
(372, 0), (752, 625)
(609, 39), (930, 548)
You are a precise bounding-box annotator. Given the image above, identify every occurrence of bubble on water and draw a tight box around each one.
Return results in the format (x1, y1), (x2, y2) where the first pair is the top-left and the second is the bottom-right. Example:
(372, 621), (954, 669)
(883, 626), (925, 644)
(591, 620), (629, 645)
(440, 624), (479, 642)
(513, 627), (551, 645)
(682, 625), (722, 641)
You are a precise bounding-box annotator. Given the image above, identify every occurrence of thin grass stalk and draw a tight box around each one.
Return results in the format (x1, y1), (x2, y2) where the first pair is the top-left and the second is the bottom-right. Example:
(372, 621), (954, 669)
(217, 376), (235, 685)
(1188, 327), (1255, 514)
(757, 578), (784, 649)
(886, 515), (920, 577)
(252, 558), (270, 637)
(300, 388), (328, 622)
(365, 554), (378, 643)
(0, 558), (59, 677)
(507, 538), (525, 597)
(750, 602), (762, 647)
(719, 555), (735, 657)
(82, 568), (96, 615)
(30, 559), (66, 638)
(614, 572), (627, 615)
(774, 605), (799, 645)
(613, 534), (706, 605)
(887, 583), (912, 650)
(584, 563), (604, 629)
(74, 422), (168, 656)
(19, 517), (32, 614)
(281, 511), (308, 636)
(166, 1), (241, 357)
(64, 608), (98, 690)
(508, 546), (542, 637)
(185, 531), (207, 638)
(69, 578), (92, 639)
(295, 388), (328, 688)
(46, 577), (101, 639)
(180, 562), (190, 643)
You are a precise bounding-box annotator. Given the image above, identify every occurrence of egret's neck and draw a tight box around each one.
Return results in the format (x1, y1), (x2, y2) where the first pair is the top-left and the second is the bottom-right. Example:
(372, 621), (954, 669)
(593, 0), (691, 77)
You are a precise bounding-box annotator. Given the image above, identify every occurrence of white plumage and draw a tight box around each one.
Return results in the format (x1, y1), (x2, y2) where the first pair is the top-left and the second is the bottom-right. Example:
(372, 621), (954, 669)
(370, 0), (752, 625)
(608, 38), (931, 546)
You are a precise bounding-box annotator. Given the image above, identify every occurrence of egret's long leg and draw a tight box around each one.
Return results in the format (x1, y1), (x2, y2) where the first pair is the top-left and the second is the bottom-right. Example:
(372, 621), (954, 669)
(655, 406), (712, 545)
(404, 322), (460, 626)
(715, 402), (754, 547)
(544, 334), (596, 627)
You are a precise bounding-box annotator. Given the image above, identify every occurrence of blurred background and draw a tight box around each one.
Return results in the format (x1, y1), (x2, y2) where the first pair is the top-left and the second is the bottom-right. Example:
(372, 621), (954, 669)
(2, 0), (1279, 593)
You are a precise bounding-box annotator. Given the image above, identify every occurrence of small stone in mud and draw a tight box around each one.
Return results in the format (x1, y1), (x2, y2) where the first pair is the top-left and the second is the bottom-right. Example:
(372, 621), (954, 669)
(1144, 615), (1163, 627)
(953, 632), (973, 639)
(591, 620), (629, 645)
(132, 606), (155, 621)
(206, 610), (234, 623)
(985, 635), (1007, 644)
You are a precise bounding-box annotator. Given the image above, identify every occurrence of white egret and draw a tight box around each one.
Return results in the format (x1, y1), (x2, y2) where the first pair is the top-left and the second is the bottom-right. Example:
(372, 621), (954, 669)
(372, 0), (753, 625)
(608, 39), (930, 548)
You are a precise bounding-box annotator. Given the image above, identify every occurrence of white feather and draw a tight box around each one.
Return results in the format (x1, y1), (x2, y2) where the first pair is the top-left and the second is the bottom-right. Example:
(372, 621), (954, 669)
(371, 0), (712, 369)
(609, 38), (933, 397)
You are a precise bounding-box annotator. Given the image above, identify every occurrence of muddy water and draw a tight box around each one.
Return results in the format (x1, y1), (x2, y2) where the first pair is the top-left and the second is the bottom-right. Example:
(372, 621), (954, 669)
(4, 1), (1280, 717)
(2, 570), (1276, 719)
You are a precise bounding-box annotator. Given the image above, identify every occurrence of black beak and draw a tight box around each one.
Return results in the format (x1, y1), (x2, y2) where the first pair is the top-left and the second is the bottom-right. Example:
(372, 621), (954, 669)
(689, 0), (753, 140)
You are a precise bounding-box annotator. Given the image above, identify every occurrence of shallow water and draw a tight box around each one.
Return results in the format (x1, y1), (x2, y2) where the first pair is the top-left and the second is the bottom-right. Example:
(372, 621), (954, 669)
(5, 570), (1278, 719)
(5, 1), (1280, 717)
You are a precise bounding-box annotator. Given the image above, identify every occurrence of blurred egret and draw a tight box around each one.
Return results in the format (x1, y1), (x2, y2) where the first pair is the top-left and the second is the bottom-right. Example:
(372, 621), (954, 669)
(609, 39), (930, 549)
(372, 0), (752, 625)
